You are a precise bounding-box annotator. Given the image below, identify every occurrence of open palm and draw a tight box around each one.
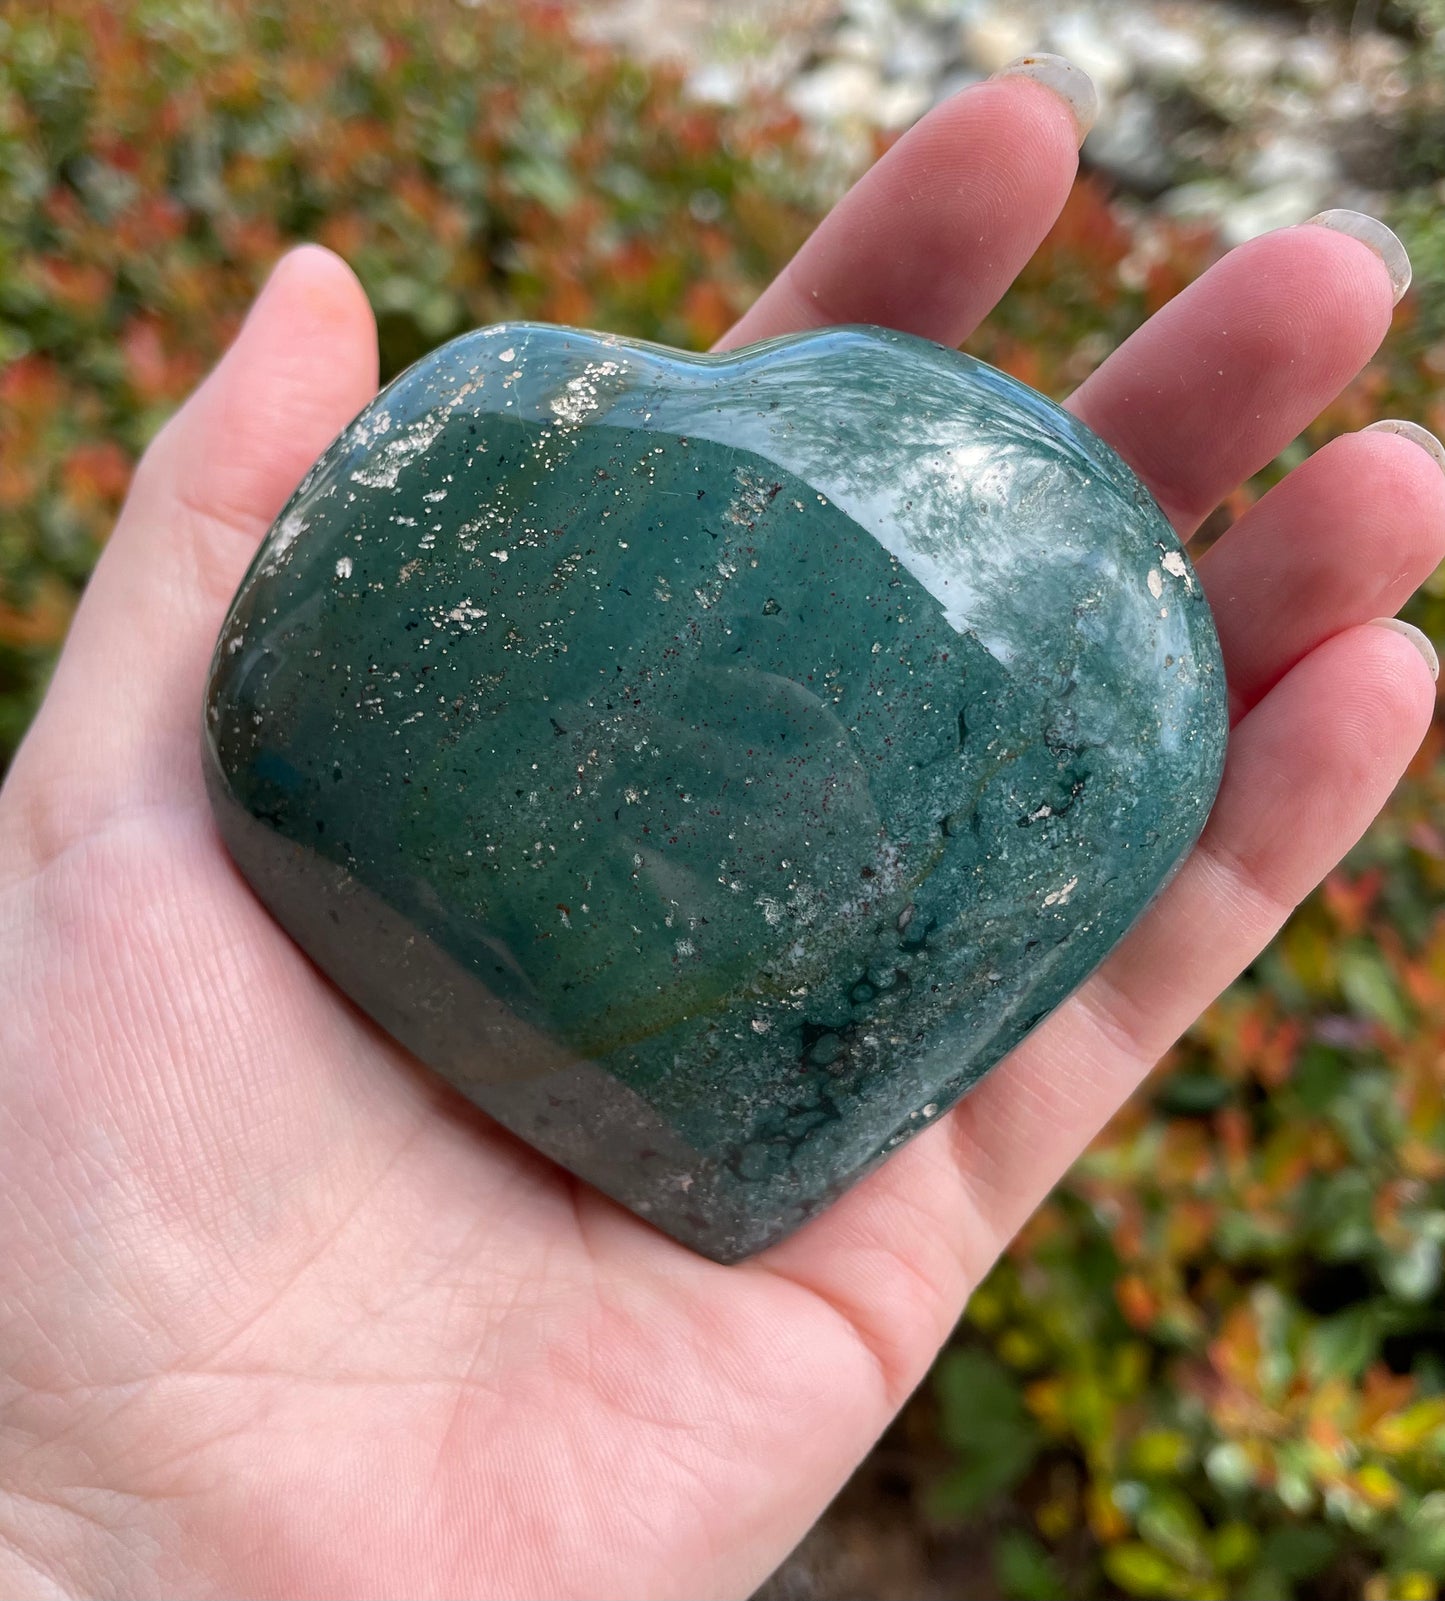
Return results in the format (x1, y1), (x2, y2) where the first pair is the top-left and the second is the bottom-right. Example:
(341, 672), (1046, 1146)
(3, 62), (1441, 1599)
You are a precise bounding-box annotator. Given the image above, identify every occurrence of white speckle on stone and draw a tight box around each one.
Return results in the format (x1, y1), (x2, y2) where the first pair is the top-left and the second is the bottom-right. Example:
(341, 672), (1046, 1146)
(259, 509), (309, 575)
(350, 411), (447, 490)
(1161, 549), (1193, 588)
(350, 408), (392, 449)
(1044, 875), (1080, 908)
(490, 550), (509, 562)
(334, 555), (353, 579)
(675, 937), (696, 959)
(549, 360), (621, 426)
(1147, 568), (1165, 600)
(498, 347), (516, 363)
(750, 1017), (772, 1034)
(756, 894), (784, 927)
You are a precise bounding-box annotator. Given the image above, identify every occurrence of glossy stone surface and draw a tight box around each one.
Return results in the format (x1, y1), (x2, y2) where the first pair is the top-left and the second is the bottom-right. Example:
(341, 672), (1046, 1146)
(205, 322), (1227, 1262)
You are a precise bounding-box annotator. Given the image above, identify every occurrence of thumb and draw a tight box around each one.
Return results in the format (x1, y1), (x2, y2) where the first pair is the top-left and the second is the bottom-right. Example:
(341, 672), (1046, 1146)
(6, 246), (378, 853)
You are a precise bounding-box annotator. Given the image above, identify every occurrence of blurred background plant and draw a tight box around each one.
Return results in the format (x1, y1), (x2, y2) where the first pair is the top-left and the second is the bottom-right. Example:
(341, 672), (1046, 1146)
(3, 1), (1444, 1596)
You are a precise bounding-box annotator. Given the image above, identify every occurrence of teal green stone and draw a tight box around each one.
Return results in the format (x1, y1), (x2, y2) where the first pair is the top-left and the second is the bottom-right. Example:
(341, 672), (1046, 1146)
(204, 322), (1227, 1262)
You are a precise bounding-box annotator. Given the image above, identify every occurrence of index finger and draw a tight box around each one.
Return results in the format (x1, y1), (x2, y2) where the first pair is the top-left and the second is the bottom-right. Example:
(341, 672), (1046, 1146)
(719, 55), (1095, 350)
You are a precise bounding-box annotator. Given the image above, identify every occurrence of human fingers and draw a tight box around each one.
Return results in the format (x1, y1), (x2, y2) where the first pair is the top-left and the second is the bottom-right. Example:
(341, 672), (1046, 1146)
(718, 55), (1094, 351)
(1067, 214), (1406, 535)
(1196, 421), (1445, 717)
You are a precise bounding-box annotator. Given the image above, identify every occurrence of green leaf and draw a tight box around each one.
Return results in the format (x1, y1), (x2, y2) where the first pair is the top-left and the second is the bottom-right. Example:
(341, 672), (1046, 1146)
(1398, 1491), (1445, 1572)
(1129, 1429), (1192, 1476)
(1338, 944), (1412, 1033)
(1153, 1068), (1232, 1115)
(1381, 1235), (1442, 1303)
(1313, 1169), (1382, 1259)
(1211, 1521), (1259, 1572)
(1204, 1442), (1256, 1493)
(1138, 1486), (1210, 1569)
(994, 1530), (1065, 1601)
(1293, 1045), (1348, 1114)
(505, 153), (580, 213)
(1305, 1305), (1380, 1382)
(1104, 1542), (1187, 1598)
(927, 1347), (1042, 1518)
(1258, 1524), (1338, 1582)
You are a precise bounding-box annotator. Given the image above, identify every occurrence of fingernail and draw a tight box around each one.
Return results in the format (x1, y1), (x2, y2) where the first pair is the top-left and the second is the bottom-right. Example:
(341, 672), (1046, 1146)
(1304, 209), (1412, 305)
(992, 53), (1098, 145)
(1363, 419), (1445, 475)
(1371, 617), (1439, 681)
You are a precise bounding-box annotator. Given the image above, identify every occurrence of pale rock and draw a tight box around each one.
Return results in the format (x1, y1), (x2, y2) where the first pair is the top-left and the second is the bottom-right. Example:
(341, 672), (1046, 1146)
(687, 61), (742, 105)
(1245, 132), (1337, 194)
(1117, 18), (1208, 83)
(958, 12), (1037, 75)
(788, 59), (883, 122)
(876, 79), (934, 129)
(1045, 11), (1132, 97)
(1085, 90), (1176, 192)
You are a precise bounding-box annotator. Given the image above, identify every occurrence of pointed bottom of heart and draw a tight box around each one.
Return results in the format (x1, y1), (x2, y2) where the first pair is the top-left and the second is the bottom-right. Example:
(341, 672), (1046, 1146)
(208, 753), (899, 1262)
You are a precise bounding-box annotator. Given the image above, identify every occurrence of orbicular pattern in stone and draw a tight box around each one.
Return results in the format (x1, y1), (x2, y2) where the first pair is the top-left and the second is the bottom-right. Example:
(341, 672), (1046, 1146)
(204, 322), (1227, 1262)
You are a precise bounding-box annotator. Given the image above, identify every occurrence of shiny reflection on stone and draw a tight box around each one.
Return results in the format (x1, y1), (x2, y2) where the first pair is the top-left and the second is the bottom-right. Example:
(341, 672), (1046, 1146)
(204, 322), (1227, 1262)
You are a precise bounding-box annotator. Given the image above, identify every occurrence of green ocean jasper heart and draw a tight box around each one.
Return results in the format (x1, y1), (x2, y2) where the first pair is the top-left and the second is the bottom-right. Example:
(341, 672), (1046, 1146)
(204, 322), (1227, 1262)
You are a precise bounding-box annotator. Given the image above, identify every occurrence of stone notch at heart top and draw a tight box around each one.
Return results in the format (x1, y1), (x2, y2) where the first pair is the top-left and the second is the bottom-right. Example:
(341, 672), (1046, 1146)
(204, 321), (1227, 1263)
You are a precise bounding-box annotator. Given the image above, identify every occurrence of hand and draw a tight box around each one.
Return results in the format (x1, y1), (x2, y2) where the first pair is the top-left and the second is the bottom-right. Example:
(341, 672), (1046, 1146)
(2, 60), (1440, 1600)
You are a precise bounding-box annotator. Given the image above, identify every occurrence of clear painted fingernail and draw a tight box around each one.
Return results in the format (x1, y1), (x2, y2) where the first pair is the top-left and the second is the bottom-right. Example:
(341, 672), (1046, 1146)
(1371, 617), (1439, 681)
(1304, 209), (1412, 305)
(1363, 418), (1445, 475)
(991, 53), (1098, 145)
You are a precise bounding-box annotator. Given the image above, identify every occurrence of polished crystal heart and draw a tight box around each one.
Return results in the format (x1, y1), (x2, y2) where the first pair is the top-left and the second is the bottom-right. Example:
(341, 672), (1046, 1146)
(204, 323), (1227, 1261)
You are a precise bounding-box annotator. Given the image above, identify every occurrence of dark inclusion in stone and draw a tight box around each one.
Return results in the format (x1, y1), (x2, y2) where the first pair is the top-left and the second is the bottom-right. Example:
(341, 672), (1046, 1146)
(204, 322), (1228, 1262)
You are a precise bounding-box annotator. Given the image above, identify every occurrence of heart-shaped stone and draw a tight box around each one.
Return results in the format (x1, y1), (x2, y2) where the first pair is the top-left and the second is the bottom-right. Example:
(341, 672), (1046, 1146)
(205, 323), (1227, 1262)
